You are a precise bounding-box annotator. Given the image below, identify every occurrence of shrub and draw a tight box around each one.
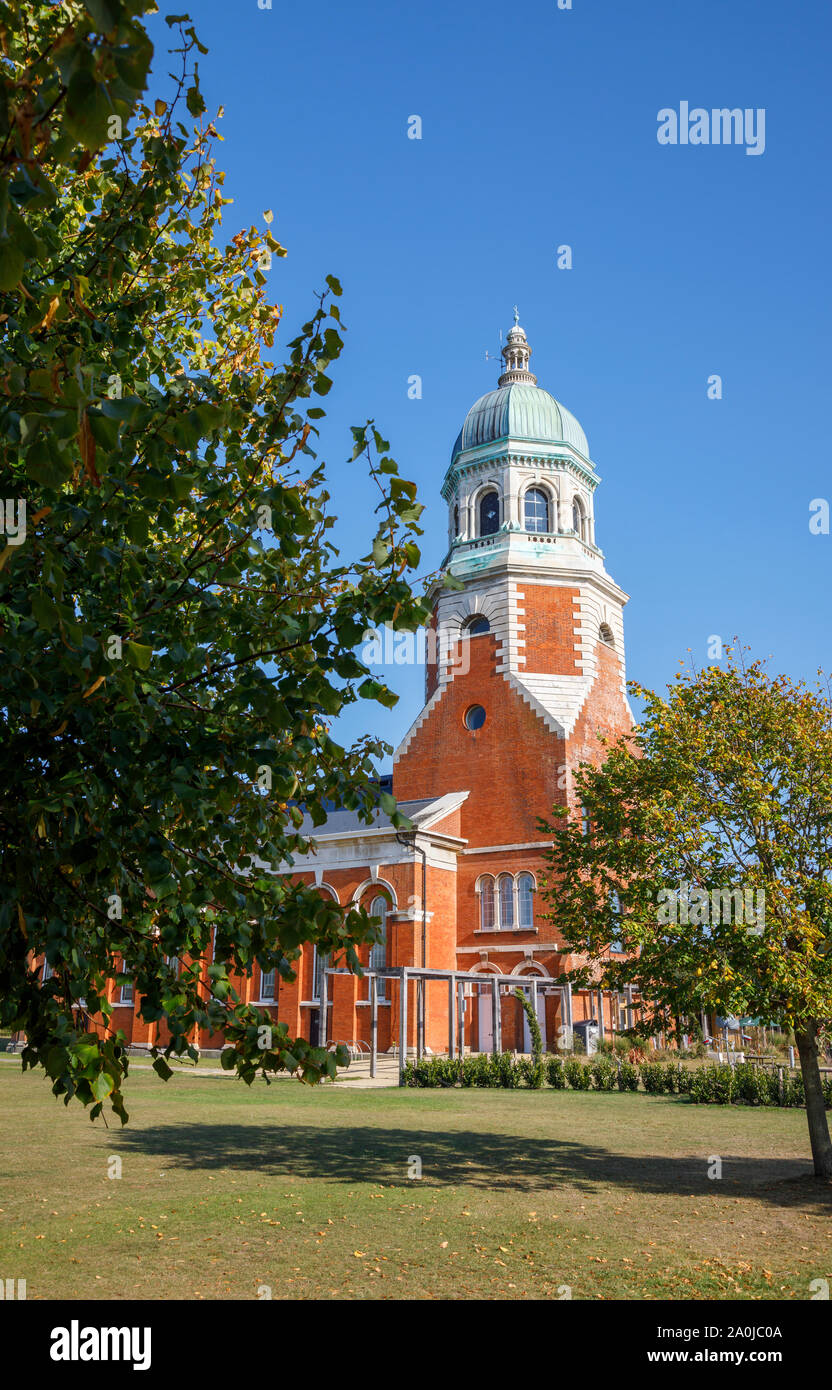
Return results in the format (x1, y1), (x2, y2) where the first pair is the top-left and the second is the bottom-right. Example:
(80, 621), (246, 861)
(686, 1065), (735, 1104)
(464, 1054), (499, 1088)
(497, 1052), (521, 1088)
(546, 1055), (566, 1089)
(564, 1059), (592, 1090)
(666, 1061), (693, 1094)
(783, 1071), (805, 1107)
(640, 1061), (667, 1094)
(733, 1063), (776, 1106)
(675, 1064), (694, 1096)
(402, 1057), (459, 1088)
(518, 1058), (545, 1089)
(617, 1060), (640, 1092)
(590, 1057), (617, 1091)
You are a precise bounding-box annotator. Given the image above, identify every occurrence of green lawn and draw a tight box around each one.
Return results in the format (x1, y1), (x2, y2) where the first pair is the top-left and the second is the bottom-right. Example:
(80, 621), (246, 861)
(0, 1061), (830, 1300)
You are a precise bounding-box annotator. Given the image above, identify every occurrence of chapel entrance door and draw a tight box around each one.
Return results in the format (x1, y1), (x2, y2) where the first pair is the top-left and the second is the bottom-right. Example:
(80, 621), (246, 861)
(478, 988), (494, 1053)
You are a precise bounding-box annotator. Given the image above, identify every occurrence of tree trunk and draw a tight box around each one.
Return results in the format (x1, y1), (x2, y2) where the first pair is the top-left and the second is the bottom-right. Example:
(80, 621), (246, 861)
(795, 1021), (832, 1180)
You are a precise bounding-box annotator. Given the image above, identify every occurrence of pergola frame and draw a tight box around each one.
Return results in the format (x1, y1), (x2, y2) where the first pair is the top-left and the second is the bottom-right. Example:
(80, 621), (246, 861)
(322, 965), (583, 1083)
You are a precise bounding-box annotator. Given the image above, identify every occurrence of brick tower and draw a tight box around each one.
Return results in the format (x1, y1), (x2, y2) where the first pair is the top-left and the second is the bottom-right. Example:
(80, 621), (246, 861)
(86, 313), (637, 1059)
(392, 311), (634, 1048)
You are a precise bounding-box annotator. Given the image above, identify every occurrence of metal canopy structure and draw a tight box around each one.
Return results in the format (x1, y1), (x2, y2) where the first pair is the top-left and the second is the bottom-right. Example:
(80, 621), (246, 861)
(322, 965), (620, 1084)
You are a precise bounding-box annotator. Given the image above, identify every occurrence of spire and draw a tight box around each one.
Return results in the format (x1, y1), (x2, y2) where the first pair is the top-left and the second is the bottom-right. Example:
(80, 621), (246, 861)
(498, 311), (537, 386)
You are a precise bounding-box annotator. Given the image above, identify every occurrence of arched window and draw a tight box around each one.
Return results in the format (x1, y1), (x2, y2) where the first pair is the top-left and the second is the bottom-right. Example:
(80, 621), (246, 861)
(479, 875), (495, 931)
(498, 874), (515, 929)
(517, 873), (535, 928)
(453, 503), (459, 537)
(260, 968), (275, 1002)
(479, 491), (500, 537)
(312, 946), (328, 1002)
(600, 622), (614, 647)
(524, 487), (549, 533)
(609, 890), (623, 952)
(369, 895), (388, 998)
(464, 615), (490, 636)
(572, 497), (586, 539)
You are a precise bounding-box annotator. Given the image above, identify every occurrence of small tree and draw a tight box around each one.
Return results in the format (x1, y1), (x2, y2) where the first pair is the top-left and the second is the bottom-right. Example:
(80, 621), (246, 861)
(0, 3), (431, 1120)
(540, 655), (832, 1180)
(514, 988), (543, 1087)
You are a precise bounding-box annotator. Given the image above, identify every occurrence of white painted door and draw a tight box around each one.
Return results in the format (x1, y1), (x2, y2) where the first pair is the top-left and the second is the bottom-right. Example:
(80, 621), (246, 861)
(522, 994), (547, 1053)
(478, 990), (494, 1053)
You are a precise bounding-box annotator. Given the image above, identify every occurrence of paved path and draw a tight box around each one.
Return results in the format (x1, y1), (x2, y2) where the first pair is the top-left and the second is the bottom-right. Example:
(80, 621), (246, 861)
(1, 1051), (402, 1089)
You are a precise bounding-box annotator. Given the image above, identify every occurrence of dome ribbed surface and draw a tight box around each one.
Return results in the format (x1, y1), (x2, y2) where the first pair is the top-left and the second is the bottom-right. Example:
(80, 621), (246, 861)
(452, 383), (588, 461)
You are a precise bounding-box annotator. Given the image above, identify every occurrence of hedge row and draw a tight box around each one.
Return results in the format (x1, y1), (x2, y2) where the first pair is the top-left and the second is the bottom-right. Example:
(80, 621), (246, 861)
(401, 1054), (639, 1093)
(643, 1059), (832, 1108)
(401, 1054), (832, 1108)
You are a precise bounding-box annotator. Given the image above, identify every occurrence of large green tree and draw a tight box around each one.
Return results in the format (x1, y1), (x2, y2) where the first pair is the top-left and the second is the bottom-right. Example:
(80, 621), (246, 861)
(541, 656), (832, 1180)
(0, 1), (430, 1121)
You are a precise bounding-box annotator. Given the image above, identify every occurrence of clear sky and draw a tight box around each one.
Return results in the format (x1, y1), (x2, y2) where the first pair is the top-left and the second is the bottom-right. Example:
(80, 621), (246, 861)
(147, 0), (831, 768)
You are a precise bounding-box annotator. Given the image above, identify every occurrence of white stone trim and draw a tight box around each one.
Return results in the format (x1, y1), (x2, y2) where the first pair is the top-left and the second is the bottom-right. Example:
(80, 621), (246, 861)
(461, 841), (553, 854)
(352, 877), (398, 909)
(457, 942), (562, 954)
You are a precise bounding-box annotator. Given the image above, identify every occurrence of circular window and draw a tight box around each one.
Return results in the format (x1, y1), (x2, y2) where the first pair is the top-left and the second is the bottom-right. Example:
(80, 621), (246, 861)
(464, 704), (486, 731)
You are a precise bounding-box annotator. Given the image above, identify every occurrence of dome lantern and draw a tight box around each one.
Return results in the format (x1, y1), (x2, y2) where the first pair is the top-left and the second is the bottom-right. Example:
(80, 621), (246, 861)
(498, 307), (537, 386)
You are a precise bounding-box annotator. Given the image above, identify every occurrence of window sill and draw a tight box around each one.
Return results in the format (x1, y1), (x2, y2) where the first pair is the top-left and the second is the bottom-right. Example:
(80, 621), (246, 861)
(356, 1000), (392, 1007)
(473, 927), (538, 936)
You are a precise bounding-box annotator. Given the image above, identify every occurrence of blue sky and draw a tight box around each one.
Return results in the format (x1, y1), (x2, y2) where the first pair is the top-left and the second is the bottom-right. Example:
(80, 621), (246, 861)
(148, 0), (831, 768)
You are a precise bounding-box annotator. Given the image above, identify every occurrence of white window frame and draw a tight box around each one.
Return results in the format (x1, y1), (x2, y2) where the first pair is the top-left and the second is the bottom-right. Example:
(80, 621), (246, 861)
(523, 486), (550, 534)
(368, 896), (388, 1000)
(477, 874), (496, 931)
(572, 496), (586, 540)
(477, 872), (537, 932)
(478, 489), (501, 538)
(497, 874), (515, 929)
(517, 872), (535, 929)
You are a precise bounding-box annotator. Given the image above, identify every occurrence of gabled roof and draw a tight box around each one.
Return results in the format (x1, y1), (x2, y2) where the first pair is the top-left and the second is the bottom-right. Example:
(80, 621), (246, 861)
(295, 790), (469, 842)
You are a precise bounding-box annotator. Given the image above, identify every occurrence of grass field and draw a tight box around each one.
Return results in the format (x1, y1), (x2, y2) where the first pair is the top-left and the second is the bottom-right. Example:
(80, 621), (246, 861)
(0, 1059), (830, 1301)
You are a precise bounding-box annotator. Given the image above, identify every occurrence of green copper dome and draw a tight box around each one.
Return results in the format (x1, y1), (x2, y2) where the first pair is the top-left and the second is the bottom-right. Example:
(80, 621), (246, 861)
(451, 315), (590, 464)
(452, 382), (589, 462)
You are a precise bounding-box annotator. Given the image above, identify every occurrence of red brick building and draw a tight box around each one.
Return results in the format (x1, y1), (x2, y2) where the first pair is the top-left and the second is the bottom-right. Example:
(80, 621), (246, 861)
(269, 313), (636, 1057)
(85, 314), (636, 1059)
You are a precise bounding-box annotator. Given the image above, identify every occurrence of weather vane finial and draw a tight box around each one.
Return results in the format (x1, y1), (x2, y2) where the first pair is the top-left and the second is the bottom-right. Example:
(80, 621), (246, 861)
(513, 305), (519, 326)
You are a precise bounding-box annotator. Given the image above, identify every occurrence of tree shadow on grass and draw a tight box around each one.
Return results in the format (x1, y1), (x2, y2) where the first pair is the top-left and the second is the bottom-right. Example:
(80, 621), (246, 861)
(115, 1123), (832, 1211)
